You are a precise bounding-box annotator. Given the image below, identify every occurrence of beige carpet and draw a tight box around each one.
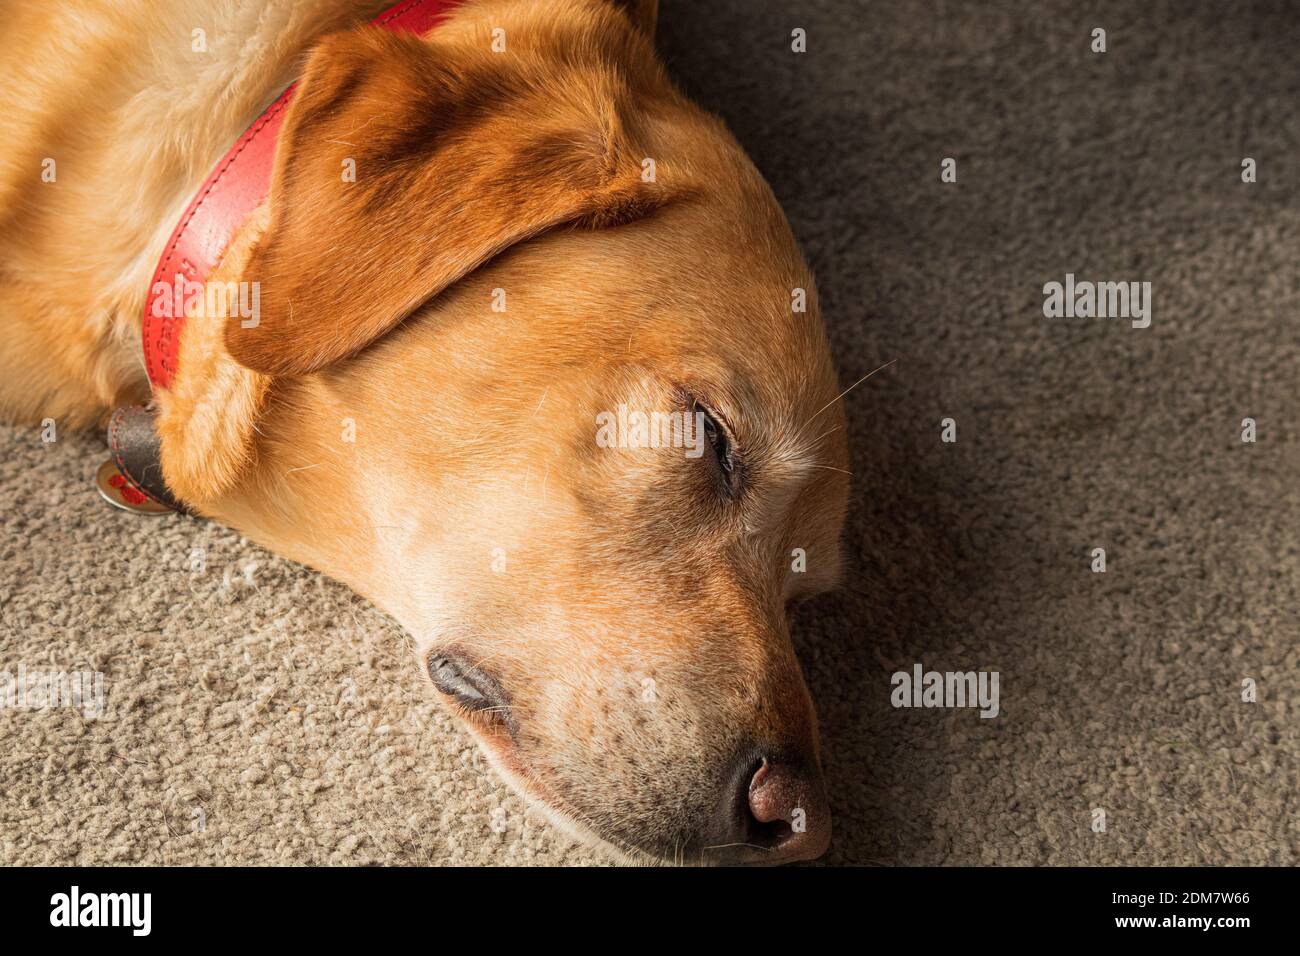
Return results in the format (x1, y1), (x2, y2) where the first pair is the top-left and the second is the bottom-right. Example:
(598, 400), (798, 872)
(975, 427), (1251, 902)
(1, 0), (1297, 865)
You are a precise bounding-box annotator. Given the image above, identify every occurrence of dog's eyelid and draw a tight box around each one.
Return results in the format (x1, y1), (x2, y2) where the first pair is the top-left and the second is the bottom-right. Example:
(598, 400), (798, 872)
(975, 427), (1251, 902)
(679, 388), (744, 495)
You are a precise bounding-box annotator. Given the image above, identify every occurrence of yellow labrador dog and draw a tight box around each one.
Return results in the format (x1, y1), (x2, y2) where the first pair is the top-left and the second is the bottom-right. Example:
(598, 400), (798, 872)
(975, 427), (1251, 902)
(0, 0), (850, 864)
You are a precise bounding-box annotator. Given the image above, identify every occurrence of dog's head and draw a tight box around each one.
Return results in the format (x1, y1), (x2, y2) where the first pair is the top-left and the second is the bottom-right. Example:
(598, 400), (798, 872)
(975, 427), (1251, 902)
(158, 0), (849, 864)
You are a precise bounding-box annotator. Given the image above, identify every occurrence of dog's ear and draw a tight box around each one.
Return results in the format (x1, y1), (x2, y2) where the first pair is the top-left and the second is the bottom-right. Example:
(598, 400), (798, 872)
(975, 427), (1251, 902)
(226, 26), (675, 378)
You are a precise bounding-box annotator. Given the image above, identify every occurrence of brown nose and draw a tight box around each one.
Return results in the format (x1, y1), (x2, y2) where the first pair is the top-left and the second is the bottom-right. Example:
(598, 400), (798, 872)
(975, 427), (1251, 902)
(746, 758), (832, 863)
(708, 752), (831, 864)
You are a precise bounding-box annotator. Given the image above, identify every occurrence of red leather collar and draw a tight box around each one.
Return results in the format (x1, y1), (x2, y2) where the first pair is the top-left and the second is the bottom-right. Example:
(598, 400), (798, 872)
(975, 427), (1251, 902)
(142, 0), (462, 391)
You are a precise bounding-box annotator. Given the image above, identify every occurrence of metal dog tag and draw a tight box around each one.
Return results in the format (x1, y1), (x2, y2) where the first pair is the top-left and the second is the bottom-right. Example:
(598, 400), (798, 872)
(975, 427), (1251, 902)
(95, 458), (173, 515)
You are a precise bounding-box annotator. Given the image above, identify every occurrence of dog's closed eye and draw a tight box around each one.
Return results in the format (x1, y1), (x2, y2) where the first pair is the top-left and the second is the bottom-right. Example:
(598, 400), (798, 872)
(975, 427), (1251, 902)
(692, 399), (742, 496)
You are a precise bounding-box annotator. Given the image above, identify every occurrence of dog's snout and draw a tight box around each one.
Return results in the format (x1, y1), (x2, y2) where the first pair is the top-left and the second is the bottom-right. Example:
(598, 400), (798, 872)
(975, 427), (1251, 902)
(709, 750), (831, 865)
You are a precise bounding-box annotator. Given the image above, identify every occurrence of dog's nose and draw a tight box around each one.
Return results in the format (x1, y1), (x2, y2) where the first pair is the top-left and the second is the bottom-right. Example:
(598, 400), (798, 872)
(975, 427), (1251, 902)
(710, 752), (831, 864)
(746, 757), (832, 863)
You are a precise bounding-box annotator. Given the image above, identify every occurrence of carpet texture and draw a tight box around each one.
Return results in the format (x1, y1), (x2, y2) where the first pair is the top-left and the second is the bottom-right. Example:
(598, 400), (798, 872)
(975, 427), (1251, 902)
(1, 0), (1296, 865)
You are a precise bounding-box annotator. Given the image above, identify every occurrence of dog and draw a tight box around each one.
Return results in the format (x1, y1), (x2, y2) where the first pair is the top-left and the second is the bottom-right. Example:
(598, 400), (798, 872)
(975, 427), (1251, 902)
(0, 0), (851, 864)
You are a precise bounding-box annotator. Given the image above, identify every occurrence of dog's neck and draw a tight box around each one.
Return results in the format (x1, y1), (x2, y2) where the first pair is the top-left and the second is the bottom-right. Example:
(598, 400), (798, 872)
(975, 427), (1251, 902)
(104, 0), (468, 513)
(141, 0), (463, 392)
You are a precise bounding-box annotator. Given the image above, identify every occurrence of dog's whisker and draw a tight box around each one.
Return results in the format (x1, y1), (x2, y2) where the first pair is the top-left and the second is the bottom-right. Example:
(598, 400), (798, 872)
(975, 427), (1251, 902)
(702, 840), (773, 852)
(808, 423), (842, 447)
(802, 357), (898, 430)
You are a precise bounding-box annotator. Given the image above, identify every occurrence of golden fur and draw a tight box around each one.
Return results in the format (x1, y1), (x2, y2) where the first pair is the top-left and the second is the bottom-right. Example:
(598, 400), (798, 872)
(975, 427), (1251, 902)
(0, 0), (850, 863)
